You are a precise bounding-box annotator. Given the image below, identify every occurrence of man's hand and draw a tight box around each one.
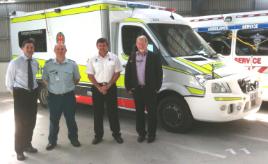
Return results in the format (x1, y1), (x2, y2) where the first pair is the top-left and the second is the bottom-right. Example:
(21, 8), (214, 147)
(128, 88), (135, 95)
(97, 86), (107, 95)
(102, 83), (112, 92)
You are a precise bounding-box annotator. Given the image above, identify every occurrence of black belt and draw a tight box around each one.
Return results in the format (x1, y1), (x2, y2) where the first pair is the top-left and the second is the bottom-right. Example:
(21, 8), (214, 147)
(13, 87), (37, 92)
(137, 85), (145, 88)
(98, 82), (108, 86)
(49, 91), (73, 96)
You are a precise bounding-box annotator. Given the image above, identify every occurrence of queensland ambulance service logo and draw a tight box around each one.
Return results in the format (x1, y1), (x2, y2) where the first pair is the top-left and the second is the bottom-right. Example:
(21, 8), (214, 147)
(56, 32), (65, 44)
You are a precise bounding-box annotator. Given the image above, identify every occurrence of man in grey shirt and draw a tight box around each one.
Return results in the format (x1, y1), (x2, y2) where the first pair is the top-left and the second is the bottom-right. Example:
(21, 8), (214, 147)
(42, 43), (81, 151)
(6, 39), (39, 161)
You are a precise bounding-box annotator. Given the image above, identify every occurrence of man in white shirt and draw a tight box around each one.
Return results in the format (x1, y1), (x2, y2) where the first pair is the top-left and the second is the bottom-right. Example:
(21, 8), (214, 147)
(87, 38), (123, 144)
(6, 39), (39, 161)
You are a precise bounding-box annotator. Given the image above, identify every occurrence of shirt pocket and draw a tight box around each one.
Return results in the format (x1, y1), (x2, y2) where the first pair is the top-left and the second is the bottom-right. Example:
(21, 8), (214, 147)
(63, 70), (73, 82)
(48, 71), (58, 83)
(107, 60), (115, 70)
(93, 62), (103, 74)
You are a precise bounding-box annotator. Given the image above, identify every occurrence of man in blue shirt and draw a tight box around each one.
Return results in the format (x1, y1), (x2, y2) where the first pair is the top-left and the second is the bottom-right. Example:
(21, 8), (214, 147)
(42, 43), (81, 151)
(6, 39), (39, 161)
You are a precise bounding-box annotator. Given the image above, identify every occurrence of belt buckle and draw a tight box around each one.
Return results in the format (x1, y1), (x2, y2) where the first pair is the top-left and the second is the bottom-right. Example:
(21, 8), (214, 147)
(100, 82), (108, 86)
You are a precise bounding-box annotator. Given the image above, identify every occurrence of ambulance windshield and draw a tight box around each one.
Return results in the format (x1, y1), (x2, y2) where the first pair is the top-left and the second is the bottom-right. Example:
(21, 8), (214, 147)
(148, 24), (216, 58)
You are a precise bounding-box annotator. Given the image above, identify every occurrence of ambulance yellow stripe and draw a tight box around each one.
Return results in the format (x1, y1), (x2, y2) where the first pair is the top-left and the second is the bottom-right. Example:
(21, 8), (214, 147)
(186, 86), (205, 95)
(116, 74), (125, 87)
(11, 4), (127, 23)
(36, 59), (46, 79)
(123, 18), (144, 23)
(202, 62), (225, 71)
(78, 65), (90, 83)
(121, 53), (129, 61)
(162, 65), (192, 75)
(214, 97), (242, 101)
(176, 57), (221, 78)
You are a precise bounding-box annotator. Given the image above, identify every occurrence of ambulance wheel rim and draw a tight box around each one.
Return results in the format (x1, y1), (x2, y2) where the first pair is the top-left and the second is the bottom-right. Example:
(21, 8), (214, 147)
(39, 87), (48, 107)
(162, 103), (183, 127)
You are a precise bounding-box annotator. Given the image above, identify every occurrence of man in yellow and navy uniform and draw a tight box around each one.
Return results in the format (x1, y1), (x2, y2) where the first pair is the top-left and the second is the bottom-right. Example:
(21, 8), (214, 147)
(43, 43), (81, 150)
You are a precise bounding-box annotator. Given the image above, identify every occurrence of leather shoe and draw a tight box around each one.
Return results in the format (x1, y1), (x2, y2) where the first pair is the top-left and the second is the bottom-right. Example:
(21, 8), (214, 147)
(92, 138), (102, 145)
(114, 136), (124, 144)
(147, 136), (155, 143)
(24, 146), (38, 153)
(137, 136), (145, 143)
(17, 153), (25, 161)
(71, 140), (81, 147)
(46, 143), (57, 151)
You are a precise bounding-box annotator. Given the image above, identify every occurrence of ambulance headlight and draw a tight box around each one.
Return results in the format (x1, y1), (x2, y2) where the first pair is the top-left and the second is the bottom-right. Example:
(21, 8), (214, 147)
(211, 82), (232, 93)
(195, 74), (212, 86)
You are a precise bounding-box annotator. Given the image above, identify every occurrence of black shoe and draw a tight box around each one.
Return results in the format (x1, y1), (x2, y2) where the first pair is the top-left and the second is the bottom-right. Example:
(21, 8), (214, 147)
(147, 136), (155, 143)
(92, 138), (102, 145)
(24, 146), (38, 153)
(114, 136), (124, 144)
(137, 136), (145, 143)
(71, 140), (81, 147)
(46, 143), (57, 151)
(17, 153), (25, 161)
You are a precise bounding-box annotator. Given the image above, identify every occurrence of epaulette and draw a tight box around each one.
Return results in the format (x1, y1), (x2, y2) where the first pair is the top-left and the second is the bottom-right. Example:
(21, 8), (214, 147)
(45, 59), (53, 64)
(68, 59), (75, 63)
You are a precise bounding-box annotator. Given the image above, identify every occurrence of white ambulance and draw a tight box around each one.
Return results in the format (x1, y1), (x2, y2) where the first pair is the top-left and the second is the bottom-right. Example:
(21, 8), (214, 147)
(10, 0), (262, 133)
(188, 10), (268, 100)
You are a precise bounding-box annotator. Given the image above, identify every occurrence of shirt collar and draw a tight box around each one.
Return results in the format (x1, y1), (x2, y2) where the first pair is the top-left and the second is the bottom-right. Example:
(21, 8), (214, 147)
(136, 51), (147, 56)
(22, 54), (32, 61)
(97, 52), (110, 59)
(53, 58), (67, 64)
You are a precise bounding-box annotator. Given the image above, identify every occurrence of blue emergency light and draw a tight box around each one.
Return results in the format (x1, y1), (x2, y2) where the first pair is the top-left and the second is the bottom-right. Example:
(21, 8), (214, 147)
(127, 3), (150, 9)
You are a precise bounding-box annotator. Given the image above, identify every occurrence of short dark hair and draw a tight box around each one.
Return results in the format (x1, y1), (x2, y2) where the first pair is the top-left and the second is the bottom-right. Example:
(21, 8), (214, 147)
(21, 38), (35, 48)
(96, 38), (109, 46)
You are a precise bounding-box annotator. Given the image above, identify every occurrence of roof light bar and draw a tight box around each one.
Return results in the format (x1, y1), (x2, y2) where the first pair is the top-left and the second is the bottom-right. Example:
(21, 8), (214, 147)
(127, 3), (149, 9)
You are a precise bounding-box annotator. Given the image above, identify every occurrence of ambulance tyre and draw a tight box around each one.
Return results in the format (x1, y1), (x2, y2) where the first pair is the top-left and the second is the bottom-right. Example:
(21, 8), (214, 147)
(158, 96), (193, 133)
(38, 85), (48, 108)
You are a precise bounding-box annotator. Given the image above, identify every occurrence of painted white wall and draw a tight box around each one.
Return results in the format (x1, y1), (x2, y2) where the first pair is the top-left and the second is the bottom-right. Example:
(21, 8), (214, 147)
(0, 62), (8, 93)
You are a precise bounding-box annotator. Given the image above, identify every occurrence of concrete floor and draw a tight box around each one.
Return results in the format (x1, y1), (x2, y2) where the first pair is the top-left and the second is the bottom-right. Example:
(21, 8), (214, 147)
(1, 93), (268, 164)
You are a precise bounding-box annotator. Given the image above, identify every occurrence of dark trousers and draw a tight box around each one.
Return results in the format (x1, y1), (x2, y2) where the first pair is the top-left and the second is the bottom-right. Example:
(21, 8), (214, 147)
(47, 91), (78, 144)
(13, 87), (38, 153)
(133, 86), (157, 137)
(92, 85), (121, 139)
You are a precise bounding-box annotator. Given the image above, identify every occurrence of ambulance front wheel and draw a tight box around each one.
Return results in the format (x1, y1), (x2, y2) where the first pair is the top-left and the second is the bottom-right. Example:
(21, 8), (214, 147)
(38, 85), (48, 108)
(158, 96), (194, 133)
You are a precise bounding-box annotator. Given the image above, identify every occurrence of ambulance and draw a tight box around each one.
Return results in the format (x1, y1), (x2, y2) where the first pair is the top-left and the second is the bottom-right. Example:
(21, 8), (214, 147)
(10, 0), (262, 133)
(188, 10), (268, 100)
